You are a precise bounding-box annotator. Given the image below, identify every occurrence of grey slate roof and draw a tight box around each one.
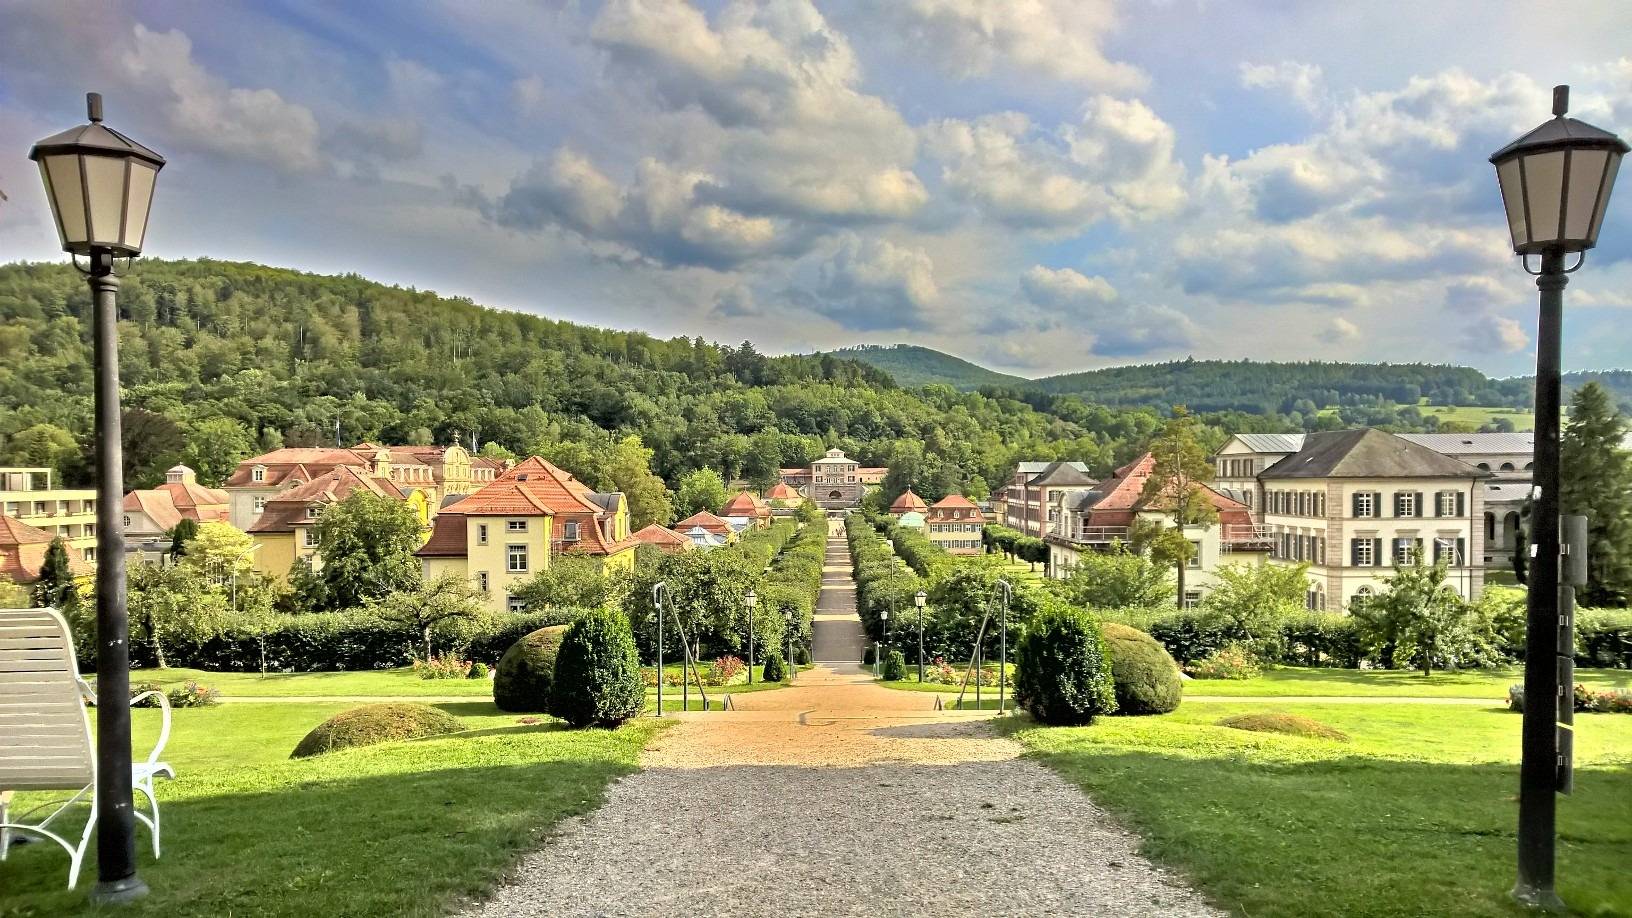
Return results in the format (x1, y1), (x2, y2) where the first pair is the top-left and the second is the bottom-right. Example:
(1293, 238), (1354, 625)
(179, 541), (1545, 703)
(1232, 433), (1306, 454)
(1396, 433), (1534, 455)
(1027, 461), (1099, 488)
(1260, 428), (1490, 480)
(1013, 461), (1090, 477)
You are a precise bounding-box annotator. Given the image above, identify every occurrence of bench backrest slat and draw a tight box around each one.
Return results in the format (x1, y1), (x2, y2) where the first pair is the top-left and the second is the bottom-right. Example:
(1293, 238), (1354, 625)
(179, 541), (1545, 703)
(0, 608), (93, 791)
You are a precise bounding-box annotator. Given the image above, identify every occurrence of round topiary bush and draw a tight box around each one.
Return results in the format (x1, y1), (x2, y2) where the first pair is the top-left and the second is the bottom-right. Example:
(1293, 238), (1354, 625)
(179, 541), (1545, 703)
(291, 703), (465, 758)
(762, 650), (787, 682)
(795, 645), (811, 665)
(494, 625), (570, 713)
(880, 649), (907, 681)
(862, 644), (877, 665)
(1216, 712), (1349, 742)
(1014, 606), (1117, 725)
(1100, 622), (1183, 716)
(547, 609), (645, 728)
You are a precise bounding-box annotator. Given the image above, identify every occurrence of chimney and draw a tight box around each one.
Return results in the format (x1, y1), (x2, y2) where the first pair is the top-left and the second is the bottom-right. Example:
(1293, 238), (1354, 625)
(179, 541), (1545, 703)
(373, 448), (392, 479)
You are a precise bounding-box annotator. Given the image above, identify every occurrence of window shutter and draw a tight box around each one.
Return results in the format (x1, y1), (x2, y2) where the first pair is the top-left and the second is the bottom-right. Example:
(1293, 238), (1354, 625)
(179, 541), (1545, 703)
(1353, 492), (1363, 516)
(1414, 492), (1424, 518)
(1351, 539), (1359, 566)
(1393, 492), (1404, 517)
(1434, 491), (1444, 518)
(1374, 538), (1383, 564)
(1456, 492), (1465, 517)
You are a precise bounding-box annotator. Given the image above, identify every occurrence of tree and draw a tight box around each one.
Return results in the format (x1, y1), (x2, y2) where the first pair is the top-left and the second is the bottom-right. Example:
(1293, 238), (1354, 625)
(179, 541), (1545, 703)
(1560, 381), (1632, 605)
(31, 537), (79, 611)
(121, 407), (188, 489)
(369, 571), (490, 660)
(168, 517), (199, 561)
(6, 423), (78, 479)
(128, 563), (234, 668)
(182, 417), (254, 486)
(604, 435), (673, 529)
(304, 491), (423, 611)
(1198, 562), (1310, 659)
(510, 554), (620, 611)
(175, 521), (255, 586)
(675, 467), (728, 517)
(1353, 553), (1498, 674)
(1050, 549), (1173, 609)
(1139, 407), (1218, 607)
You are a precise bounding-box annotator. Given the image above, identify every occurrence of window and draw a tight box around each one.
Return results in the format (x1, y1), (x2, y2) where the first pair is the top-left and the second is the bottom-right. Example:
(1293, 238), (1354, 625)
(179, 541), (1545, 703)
(476, 571), (489, 593)
(1353, 491), (1376, 518)
(477, 524), (489, 545)
(1182, 590), (1202, 609)
(507, 544), (529, 573)
(1437, 491), (1463, 518)
(304, 529), (319, 548)
(253, 496), (266, 514)
(1353, 538), (1375, 567)
(83, 548), (95, 562)
(507, 519), (527, 532)
(507, 596), (526, 613)
(1396, 491), (1417, 518)
(1187, 540), (1202, 568)
(306, 505), (321, 520)
(563, 521), (580, 541)
(252, 466), (266, 482)
(122, 515), (131, 528)
(1393, 537), (1420, 565)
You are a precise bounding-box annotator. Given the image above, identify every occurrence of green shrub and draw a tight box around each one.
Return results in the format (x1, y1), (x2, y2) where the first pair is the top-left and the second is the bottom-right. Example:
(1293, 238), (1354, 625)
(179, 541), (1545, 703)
(1013, 606), (1116, 725)
(862, 643), (877, 665)
(1190, 644), (1262, 680)
(547, 609), (645, 728)
(493, 626), (570, 713)
(291, 703), (465, 758)
(795, 644), (811, 665)
(166, 681), (220, 708)
(761, 651), (787, 682)
(413, 652), (473, 680)
(1217, 712), (1348, 741)
(881, 649), (907, 681)
(1100, 623), (1182, 715)
(468, 661), (489, 679)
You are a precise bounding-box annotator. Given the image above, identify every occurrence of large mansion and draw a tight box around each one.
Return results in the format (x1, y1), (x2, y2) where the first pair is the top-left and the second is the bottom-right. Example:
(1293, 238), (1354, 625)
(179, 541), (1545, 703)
(778, 449), (886, 509)
(1001, 461), (1096, 537)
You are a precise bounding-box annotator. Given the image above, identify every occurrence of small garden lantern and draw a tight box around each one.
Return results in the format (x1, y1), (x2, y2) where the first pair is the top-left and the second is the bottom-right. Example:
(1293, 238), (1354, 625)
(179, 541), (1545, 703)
(744, 589), (757, 684)
(914, 590), (927, 683)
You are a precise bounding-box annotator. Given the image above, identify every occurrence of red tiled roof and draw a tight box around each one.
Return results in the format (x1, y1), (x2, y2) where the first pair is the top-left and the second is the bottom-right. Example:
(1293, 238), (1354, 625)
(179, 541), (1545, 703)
(0, 514), (54, 547)
(223, 448), (373, 487)
(248, 466), (404, 533)
(930, 494), (980, 509)
(766, 482), (799, 500)
(0, 514), (89, 582)
(123, 490), (182, 531)
(417, 513), (468, 557)
(674, 511), (732, 535)
(721, 492), (769, 517)
(889, 489), (928, 513)
(632, 523), (690, 547)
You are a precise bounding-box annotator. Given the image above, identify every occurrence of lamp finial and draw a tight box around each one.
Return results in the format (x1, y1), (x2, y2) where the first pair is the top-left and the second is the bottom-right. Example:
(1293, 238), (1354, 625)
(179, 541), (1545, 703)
(1552, 85), (1569, 118)
(86, 92), (103, 123)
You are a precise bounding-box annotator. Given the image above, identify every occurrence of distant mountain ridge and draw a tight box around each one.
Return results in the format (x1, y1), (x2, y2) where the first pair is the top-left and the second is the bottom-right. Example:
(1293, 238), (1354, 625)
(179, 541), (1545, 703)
(823, 344), (1029, 390)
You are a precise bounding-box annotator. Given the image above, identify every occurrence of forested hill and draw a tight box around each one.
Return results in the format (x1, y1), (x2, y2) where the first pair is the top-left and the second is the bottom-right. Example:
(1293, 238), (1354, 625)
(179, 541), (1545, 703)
(823, 344), (1028, 390)
(0, 259), (1160, 500)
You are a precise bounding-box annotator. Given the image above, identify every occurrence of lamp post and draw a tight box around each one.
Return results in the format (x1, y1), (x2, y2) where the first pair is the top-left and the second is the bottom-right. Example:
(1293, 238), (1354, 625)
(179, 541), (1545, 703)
(744, 589), (757, 685)
(784, 608), (794, 680)
(914, 590), (927, 683)
(29, 93), (164, 904)
(879, 606), (889, 675)
(1490, 84), (1626, 912)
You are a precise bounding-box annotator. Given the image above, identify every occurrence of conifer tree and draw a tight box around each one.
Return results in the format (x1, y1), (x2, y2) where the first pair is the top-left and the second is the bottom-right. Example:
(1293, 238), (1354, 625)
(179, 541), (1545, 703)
(1560, 381), (1632, 605)
(31, 537), (79, 610)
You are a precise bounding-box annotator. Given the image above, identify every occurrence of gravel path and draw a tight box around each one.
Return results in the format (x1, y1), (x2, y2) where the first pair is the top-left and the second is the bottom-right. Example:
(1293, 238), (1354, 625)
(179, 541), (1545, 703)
(462, 529), (1220, 918)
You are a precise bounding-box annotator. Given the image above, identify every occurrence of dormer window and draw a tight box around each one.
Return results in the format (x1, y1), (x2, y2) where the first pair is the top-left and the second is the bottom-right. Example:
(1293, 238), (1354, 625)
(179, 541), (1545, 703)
(306, 506), (322, 520)
(563, 521), (580, 541)
(252, 466), (266, 483)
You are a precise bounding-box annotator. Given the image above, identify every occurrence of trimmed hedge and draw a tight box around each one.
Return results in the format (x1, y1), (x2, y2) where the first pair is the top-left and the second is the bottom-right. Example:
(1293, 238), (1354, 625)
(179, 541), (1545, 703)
(548, 609), (645, 728)
(1101, 623), (1182, 715)
(762, 650), (787, 682)
(291, 703), (465, 758)
(493, 626), (570, 713)
(1014, 606), (1117, 725)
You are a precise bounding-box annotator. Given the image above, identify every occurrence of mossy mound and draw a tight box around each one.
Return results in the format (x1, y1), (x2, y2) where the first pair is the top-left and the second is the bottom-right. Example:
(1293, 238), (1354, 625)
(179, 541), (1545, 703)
(494, 625), (571, 713)
(291, 703), (465, 758)
(1100, 622), (1183, 716)
(1216, 712), (1349, 742)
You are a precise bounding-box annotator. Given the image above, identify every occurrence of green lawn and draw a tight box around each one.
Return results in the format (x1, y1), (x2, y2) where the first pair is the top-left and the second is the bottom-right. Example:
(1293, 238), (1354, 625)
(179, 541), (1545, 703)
(2, 701), (659, 917)
(131, 664), (794, 700)
(1012, 702), (1632, 917)
(1314, 400), (1536, 431)
(1187, 665), (1632, 699)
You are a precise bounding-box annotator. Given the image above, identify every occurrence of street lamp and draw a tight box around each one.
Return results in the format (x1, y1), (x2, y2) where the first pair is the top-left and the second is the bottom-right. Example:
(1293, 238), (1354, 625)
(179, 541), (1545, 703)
(914, 590), (927, 683)
(744, 589), (757, 685)
(1491, 84), (1625, 913)
(30, 92), (164, 905)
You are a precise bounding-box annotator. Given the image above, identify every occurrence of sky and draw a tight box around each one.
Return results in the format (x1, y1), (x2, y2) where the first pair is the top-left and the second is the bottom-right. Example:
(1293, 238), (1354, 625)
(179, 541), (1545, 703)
(1, 1), (1631, 379)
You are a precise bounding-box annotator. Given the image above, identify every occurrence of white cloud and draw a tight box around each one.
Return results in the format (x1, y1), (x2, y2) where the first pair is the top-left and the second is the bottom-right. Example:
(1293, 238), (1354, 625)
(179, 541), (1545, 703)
(872, 0), (1144, 90)
(1462, 316), (1530, 354)
(1240, 61), (1327, 112)
(1021, 265), (1194, 357)
(811, 234), (941, 329)
(1020, 265), (1117, 306)
(1321, 317), (1360, 343)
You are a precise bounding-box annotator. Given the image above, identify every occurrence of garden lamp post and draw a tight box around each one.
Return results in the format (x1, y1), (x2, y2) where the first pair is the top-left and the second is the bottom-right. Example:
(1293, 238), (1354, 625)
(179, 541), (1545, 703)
(784, 608), (794, 680)
(29, 92), (164, 905)
(744, 589), (757, 685)
(1490, 84), (1626, 912)
(914, 590), (927, 683)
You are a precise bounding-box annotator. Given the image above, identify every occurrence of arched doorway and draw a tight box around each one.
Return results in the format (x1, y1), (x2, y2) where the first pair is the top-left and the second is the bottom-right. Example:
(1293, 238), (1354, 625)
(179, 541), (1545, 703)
(828, 490), (843, 501)
(1484, 511), (1495, 543)
(1503, 512), (1521, 550)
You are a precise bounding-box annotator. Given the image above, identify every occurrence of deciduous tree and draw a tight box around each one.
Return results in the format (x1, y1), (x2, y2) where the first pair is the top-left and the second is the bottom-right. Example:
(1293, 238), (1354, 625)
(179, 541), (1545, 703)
(303, 491), (423, 612)
(1139, 407), (1218, 607)
(675, 467), (728, 517)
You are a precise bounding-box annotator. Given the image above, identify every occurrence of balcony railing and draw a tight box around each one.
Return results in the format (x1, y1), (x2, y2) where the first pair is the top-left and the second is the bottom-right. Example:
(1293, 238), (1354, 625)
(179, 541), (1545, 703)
(1221, 524), (1274, 551)
(1059, 525), (1129, 544)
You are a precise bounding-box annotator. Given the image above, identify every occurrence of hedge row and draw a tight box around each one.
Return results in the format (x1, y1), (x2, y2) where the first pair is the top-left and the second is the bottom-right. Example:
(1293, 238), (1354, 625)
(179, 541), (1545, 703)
(119, 607), (588, 672)
(761, 520), (825, 654)
(869, 512), (952, 578)
(847, 513), (925, 649)
(982, 523), (1047, 567)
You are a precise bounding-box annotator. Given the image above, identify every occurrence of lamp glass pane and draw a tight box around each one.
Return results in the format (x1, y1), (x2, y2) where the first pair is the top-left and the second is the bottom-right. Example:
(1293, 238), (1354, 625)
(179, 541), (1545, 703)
(123, 161), (157, 251)
(83, 155), (126, 245)
(1523, 150), (1566, 244)
(43, 154), (87, 245)
(1564, 149), (1609, 242)
(1588, 152), (1622, 244)
(1496, 157), (1526, 248)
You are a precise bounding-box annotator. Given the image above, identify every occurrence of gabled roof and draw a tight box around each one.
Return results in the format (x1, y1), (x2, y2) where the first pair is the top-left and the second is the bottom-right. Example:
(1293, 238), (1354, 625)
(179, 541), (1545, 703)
(889, 489), (928, 513)
(674, 510), (732, 534)
(0, 514), (54, 547)
(223, 448), (373, 487)
(1230, 433), (1306, 454)
(632, 523), (690, 547)
(930, 494), (980, 510)
(416, 513), (468, 557)
(122, 490), (182, 531)
(248, 466), (404, 533)
(1027, 461), (1098, 488)
(1396, 432), (1535, 455)
(1260, 429), (1491, 480)
(452, 457), (603, 516)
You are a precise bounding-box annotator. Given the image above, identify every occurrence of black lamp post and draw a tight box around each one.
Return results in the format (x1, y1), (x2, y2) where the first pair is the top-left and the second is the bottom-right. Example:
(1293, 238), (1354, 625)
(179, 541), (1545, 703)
(914, 589), (927, 683)
(1490, 84), (1626, 912)
(29, 92), (165, 904)
(744, 589), (757, 685)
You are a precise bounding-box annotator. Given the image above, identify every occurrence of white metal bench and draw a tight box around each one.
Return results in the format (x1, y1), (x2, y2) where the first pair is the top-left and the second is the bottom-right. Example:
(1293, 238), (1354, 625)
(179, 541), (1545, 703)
(0, 607), (173, 889)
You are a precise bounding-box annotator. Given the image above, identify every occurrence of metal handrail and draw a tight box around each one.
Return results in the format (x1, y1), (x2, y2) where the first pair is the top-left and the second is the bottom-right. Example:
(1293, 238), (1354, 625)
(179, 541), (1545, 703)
(653, 581), (709, 715)
(953, 578), (1011, 714)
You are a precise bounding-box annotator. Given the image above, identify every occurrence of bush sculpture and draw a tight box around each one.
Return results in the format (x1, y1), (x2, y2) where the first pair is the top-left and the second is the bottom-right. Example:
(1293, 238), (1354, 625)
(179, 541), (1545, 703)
(762, 650), (787, 682)
(1217, 712), (1349, 741)
(1101, 622), (1183, 715)
(880, 649), (907, 681)
(291, 703), (464, 758)
(494, 625), (570, 713)
(547, 609), (645, 728)
(1014, 607), (1117, 725)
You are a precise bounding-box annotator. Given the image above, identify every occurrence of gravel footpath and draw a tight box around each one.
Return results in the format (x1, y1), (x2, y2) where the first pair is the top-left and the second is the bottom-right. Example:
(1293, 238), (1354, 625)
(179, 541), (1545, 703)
(461, 531), (1220, 918)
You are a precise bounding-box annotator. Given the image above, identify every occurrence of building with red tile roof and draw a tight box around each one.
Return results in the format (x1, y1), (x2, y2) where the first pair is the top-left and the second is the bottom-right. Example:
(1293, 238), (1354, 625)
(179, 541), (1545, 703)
(122, 465), (231, 553)
(417, 456), (638, 612)
(888, 489), (928, 515)
(672, 510), (733, 537)
(765, 482), (801, 504)
(720, 491), (772, 528)
(0, 513), (90, 584)
(926, 494), (983, 555)
(631, 523), (692, 554)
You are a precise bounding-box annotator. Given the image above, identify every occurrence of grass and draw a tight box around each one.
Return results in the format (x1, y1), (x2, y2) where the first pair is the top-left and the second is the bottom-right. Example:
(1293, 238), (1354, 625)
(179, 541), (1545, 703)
(1187, 665), (1632, 699)
(1314, 400), (1536, 431)
(1, 700), (660, 917)
(1011, 701), (1632, 917)
(131, 664), (795, 700)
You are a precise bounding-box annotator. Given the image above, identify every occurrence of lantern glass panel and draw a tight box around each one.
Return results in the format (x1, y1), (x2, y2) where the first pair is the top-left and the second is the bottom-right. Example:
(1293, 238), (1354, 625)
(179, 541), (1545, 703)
(1588, 153), (1622, 243)
(83, 155), (126, 246)
(1523, 150), (1566, 244)
(123, 160), (157, 251)
(1497, 157), (1526, 247)
(42, 154), (87, 246)
(1565, 149), (1608, 242)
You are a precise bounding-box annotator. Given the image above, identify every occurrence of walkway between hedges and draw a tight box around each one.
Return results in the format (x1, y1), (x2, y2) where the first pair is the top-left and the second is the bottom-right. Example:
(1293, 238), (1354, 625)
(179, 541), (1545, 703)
(463, 524), (1219, 918)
